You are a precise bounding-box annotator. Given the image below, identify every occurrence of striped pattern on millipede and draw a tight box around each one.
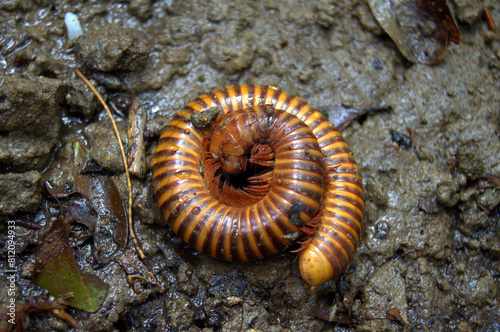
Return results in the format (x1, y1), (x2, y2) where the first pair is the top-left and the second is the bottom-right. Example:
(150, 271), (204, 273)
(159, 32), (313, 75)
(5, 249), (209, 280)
(151, 85), (364, 290)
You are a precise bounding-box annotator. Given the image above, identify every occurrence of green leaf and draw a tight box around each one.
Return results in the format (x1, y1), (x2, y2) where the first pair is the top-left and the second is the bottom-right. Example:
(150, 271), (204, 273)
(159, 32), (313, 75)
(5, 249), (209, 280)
(33, 217), (109, 313)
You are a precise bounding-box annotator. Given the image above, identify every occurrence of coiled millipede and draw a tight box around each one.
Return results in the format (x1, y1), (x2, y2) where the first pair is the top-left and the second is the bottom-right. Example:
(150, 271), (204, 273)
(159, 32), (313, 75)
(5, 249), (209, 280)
(151, 85), (364, 290)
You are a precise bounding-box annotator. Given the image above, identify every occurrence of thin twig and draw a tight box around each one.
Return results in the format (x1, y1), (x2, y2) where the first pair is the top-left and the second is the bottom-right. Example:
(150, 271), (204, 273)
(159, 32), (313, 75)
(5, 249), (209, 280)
(75, 68), (145, 259)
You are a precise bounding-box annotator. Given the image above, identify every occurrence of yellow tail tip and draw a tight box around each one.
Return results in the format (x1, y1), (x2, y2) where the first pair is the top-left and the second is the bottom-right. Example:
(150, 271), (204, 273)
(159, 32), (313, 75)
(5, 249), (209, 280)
(299, 245), (335, 290)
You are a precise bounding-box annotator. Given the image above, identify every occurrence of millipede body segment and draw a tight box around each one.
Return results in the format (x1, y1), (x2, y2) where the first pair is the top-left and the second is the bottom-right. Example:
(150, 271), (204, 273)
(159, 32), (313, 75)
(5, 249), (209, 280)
(151, 85), (364, 290)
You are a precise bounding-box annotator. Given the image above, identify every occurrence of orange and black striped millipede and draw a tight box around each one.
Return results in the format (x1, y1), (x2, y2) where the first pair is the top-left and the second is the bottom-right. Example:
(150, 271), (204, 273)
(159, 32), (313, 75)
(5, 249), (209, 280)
(151, 85), (364, 290)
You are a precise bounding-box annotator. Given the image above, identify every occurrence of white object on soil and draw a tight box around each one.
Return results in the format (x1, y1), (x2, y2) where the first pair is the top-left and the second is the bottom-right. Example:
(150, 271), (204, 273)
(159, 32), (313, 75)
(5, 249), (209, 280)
(65, 12), (83, 41)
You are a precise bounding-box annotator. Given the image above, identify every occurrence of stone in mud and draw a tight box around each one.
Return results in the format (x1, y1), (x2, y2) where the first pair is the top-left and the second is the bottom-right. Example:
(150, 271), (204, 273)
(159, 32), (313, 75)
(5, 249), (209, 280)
(0, 74), (65, 172)
(0, 171), (41, 220)
(456, 144), (485, 181)
(74, 23), (150, 72)
(84, 120), (127, 173)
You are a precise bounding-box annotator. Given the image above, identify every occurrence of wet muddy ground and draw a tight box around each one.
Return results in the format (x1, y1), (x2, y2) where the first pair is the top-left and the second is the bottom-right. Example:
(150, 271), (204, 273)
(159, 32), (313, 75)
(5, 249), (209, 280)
(1, 0), (499, 331)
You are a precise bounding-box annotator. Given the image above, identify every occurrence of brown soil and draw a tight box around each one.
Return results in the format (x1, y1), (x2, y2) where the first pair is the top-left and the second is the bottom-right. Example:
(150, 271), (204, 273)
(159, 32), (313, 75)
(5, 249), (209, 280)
(0, 1), (499, 331)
